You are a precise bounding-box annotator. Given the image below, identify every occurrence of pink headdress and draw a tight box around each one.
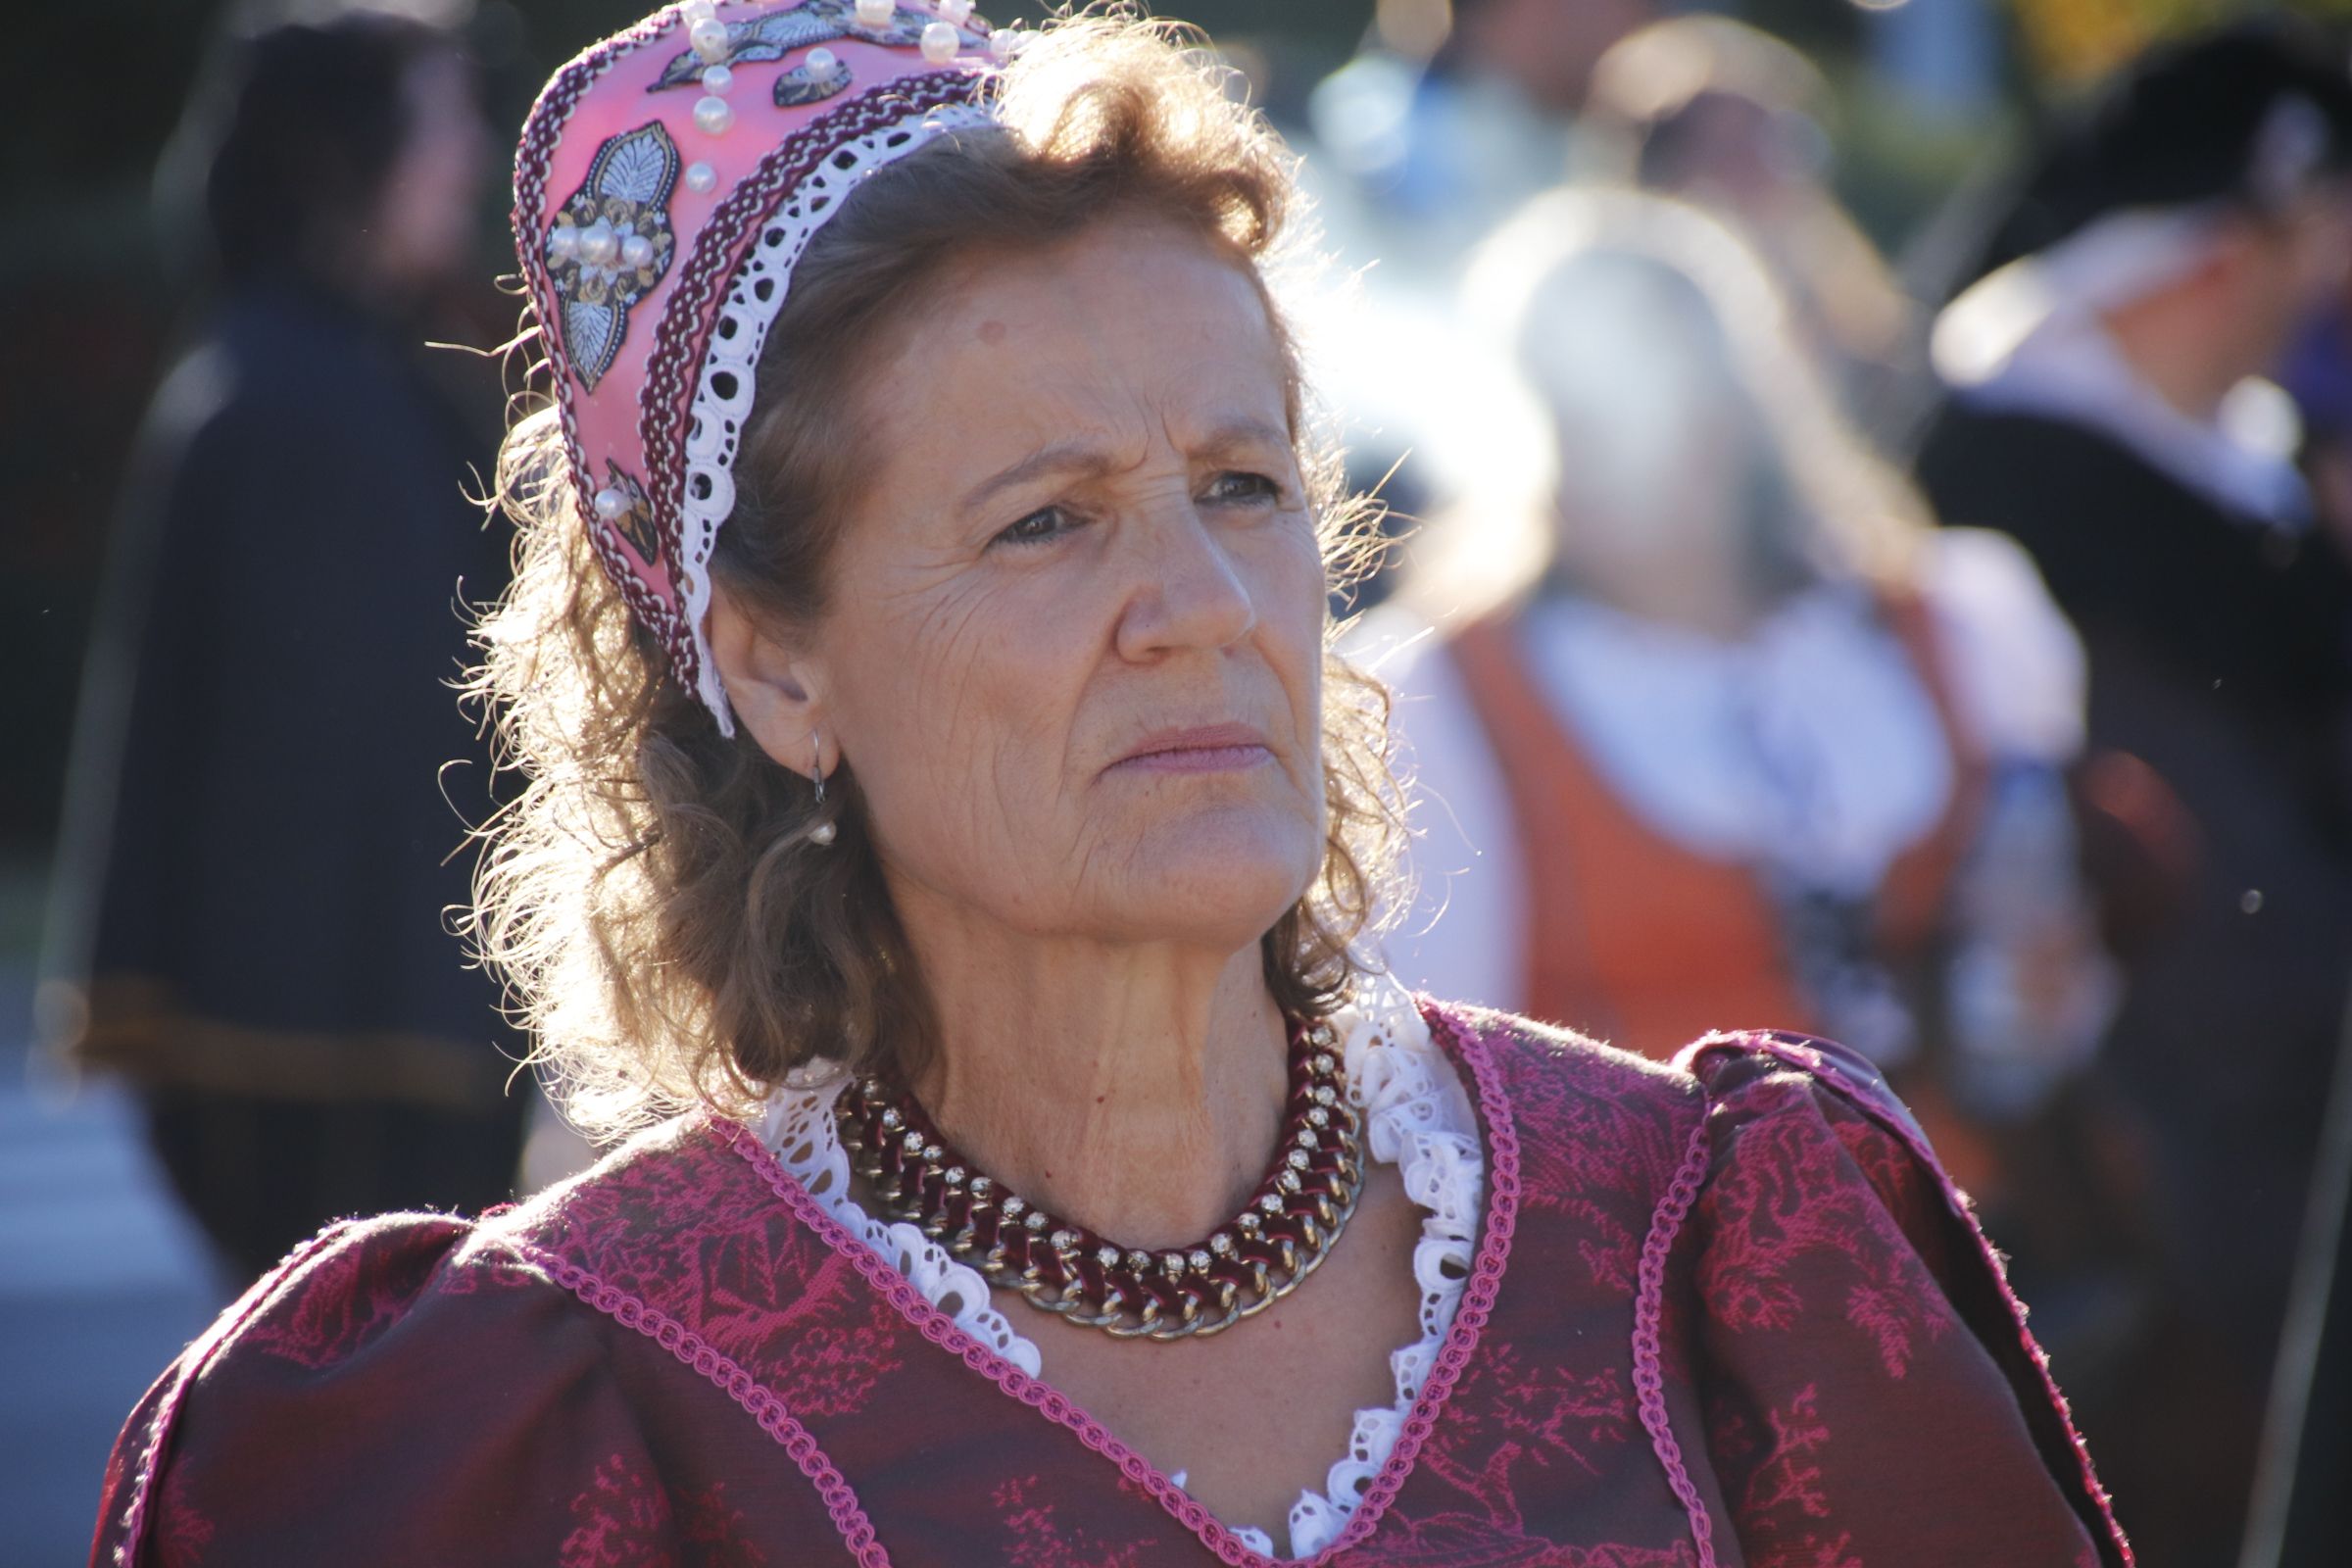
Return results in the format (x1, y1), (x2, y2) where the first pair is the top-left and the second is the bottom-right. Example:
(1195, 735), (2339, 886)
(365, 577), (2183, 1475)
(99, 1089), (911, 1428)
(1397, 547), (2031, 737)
(514, 0), (1005, 732)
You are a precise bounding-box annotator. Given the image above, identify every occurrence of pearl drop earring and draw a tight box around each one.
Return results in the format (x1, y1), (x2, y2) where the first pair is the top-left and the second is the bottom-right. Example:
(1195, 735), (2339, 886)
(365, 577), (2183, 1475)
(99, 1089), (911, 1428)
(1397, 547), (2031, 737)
(809, 736), (838, 846)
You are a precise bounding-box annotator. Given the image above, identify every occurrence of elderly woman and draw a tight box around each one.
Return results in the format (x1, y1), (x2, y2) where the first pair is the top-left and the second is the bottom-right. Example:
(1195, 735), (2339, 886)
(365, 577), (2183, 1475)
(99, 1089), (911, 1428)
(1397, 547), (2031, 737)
(92, 7), (2129, 1565)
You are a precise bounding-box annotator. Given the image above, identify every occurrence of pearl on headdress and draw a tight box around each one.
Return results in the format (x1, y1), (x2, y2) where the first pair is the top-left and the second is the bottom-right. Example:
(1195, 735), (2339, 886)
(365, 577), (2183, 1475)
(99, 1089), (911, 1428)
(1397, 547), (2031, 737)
(701, 64), (734, 94)
(685, 161), (717, 194)
(855, 0), (895, 26)
(989, 27), (1031, 61)
(919, 20), (958, 63)
(694, 94), (735, 135)
(548, 223), (580, 261)
(593, 487), (627, 520)
(619, 232), (655, 270)
(938, 0), (974, 24)
(805, 46), (837, 73)
(578, 218), (619, 266)
(689, 15), (730, 62)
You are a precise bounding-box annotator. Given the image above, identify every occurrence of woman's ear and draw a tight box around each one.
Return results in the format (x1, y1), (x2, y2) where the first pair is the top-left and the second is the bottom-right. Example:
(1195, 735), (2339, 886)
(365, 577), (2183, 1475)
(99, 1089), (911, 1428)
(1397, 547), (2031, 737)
(708, 581), (830, 779)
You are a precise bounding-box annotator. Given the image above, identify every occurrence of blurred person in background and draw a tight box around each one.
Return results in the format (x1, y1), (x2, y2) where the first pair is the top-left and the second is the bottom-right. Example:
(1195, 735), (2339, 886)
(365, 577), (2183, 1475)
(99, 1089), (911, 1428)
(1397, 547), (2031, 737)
(1367, 188), (2120, 1253)
(1583, 15), (1919, 445)
(2279, 231), (2352, 560)
(1306, 0), (1654, 275)
(36, 0), (524, 1288)
(1915, 25), (2352, 1563)
(1297, 0), (1657, 615)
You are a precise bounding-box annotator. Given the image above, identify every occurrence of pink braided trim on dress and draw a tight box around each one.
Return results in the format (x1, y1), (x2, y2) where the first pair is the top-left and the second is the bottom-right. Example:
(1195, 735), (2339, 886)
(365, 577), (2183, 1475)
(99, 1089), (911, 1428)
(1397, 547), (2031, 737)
(112, 1220), (371, 1565)
(1316, 999), (1522, 1560)
(504, 1240), (892, 1567)
(1679, 1029), (2134, 1566)
(712, 1002), (1522, 1568)
(1630, 1115), (1721, 1568)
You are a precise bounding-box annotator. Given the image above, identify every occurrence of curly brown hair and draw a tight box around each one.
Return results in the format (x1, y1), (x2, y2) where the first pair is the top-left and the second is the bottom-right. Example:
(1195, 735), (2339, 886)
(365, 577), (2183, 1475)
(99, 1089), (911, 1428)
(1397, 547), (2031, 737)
(471, 13), (1401, 1140)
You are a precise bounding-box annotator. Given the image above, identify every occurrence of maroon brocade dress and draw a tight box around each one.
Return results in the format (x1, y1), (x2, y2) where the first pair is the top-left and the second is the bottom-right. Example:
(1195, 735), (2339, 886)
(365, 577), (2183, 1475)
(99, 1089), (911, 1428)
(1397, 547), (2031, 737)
(91, 1003), (2132, 1566)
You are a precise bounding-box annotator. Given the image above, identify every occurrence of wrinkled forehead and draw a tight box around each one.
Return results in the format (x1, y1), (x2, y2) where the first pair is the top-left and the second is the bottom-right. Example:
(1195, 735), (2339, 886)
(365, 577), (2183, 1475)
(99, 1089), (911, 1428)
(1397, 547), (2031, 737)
(767, 230), (1289, 563)
(886, 215), (1293, 399)
(744, 225), (1301, 552)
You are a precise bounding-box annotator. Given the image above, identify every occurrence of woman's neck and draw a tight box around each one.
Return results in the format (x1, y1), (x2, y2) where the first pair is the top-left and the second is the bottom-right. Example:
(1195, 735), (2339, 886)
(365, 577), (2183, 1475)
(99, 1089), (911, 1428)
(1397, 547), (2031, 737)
(894, 905), (1291, 1251)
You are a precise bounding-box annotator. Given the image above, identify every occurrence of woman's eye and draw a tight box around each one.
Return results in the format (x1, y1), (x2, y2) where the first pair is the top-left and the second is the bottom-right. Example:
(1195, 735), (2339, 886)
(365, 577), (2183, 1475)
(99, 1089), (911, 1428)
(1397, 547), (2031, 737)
(993, 506), (1072, 547)
(1203, 471), (1281, 507)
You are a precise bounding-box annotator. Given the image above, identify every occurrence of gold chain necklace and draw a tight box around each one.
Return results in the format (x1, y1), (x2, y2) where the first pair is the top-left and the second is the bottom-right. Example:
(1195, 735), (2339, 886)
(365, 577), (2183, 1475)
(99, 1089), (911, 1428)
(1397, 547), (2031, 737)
(836, 1021), (1366, 1341)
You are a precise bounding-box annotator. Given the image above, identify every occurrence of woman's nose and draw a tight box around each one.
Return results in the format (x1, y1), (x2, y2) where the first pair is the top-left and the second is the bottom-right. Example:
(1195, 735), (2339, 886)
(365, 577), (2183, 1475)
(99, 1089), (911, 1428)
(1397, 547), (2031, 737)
(1113, 505), (1258, 662)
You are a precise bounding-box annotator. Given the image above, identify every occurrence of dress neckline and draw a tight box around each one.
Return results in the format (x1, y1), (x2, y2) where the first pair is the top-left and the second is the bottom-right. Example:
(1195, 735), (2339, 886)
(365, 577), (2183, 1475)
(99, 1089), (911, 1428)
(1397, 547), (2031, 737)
(722, 984), (1522, 1566)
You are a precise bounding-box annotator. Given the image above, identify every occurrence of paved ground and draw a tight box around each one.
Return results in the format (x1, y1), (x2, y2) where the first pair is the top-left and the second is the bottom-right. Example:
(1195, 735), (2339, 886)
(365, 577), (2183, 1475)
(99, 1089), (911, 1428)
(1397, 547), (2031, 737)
(0, 956), (224, 1567)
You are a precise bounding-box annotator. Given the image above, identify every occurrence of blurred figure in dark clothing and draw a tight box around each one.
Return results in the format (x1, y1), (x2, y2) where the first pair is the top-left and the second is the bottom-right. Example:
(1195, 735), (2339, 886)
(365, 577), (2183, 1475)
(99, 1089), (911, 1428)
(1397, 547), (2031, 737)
(37, 1), (524, 1285)
(1913, 24), (2352, 1565)
(2280, 272), (2352, 565)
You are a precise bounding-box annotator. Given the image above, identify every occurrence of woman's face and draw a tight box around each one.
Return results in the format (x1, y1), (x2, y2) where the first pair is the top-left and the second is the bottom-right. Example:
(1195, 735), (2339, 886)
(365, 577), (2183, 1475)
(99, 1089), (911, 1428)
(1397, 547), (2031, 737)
(779, 216), (1329, 956)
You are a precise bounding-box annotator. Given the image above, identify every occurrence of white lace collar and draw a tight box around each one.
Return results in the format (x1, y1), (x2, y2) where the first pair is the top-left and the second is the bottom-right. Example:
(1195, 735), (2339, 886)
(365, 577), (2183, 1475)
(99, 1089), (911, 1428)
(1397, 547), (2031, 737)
(753, 975), (1484, 1560)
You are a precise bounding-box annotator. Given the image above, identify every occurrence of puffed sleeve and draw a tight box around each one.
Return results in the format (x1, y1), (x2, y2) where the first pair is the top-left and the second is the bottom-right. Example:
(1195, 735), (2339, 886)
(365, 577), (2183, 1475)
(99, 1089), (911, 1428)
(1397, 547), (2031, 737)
(1677, 1033), (2131, 1568)
(89, 1214), (678, 1567)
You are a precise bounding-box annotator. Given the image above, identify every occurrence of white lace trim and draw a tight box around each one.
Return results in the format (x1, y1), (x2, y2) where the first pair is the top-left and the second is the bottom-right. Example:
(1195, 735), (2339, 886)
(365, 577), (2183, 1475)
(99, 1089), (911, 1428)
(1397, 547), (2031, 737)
(754, 974), (1484, 1560)
(679, 99), (994, 732)
(757, 1056), (1044, 1378)
(1278, 975), (1483, 1557)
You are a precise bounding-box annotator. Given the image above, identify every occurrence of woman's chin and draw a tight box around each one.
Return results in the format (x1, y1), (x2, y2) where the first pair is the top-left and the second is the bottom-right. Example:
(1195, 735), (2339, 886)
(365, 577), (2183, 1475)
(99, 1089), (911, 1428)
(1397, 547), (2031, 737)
(1095, 810), (1321, 946)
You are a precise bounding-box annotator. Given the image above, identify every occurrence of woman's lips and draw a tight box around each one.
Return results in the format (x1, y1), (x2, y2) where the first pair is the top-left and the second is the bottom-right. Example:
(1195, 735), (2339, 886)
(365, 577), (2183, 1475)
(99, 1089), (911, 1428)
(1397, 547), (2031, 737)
(1109, 724), (1275, 774)
(1119, 744), (1274, 774)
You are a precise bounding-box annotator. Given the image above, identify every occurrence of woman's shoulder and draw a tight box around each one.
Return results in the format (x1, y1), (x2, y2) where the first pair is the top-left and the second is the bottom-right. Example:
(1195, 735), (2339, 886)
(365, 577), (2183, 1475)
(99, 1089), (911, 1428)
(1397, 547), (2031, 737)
(1417, 1000), (1950, 1211)
(1422, 996), (1702, 1104)
(1415, 997), (1716, 1216)
(1675, 1028), (1923, 1139)
(90, 1114), (823, 1565)
(141, 1203), (577, 1403)
(90, 1207), (585, 1564)
(122, 1102), (847, 1383)
(1662, 1029), (2132, 1560)
(1418, 993), (1926, 1116)
(1392, 1001), (2129, 1558)
(1672, 1029), (1959, 1256)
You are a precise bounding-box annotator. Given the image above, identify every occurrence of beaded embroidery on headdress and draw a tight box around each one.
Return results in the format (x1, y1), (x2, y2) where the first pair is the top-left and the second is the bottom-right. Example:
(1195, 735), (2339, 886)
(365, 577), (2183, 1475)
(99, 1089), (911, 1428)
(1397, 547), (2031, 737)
(514, 0), (1008, 731)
